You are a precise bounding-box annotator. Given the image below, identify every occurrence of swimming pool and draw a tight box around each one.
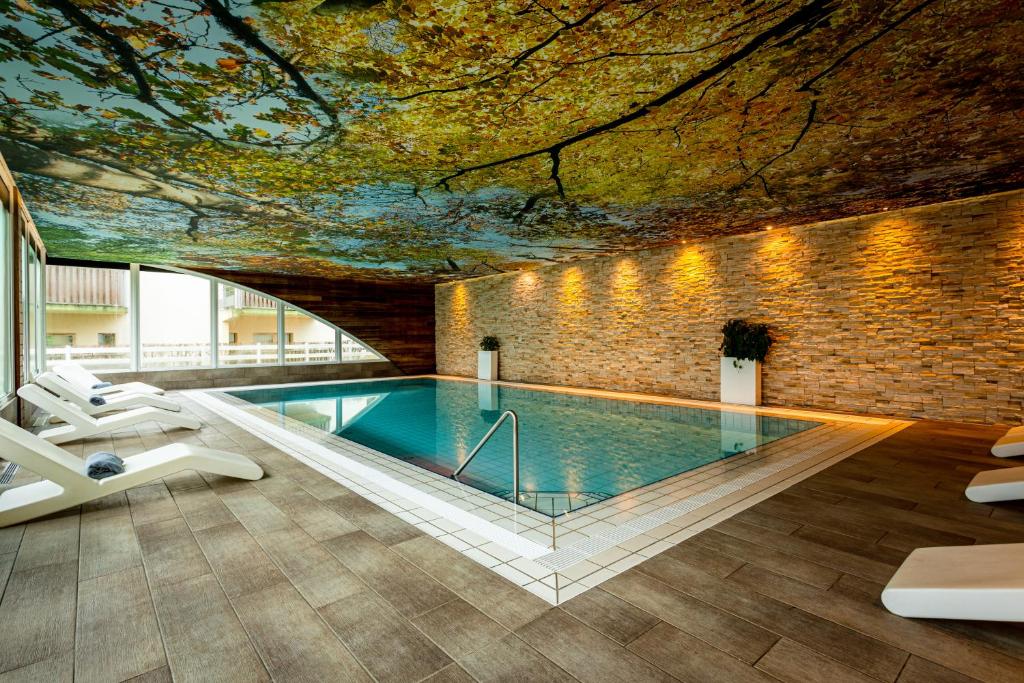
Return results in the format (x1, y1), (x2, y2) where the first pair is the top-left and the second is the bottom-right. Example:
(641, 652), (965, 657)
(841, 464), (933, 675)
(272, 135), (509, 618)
(229, 378), (821, 516)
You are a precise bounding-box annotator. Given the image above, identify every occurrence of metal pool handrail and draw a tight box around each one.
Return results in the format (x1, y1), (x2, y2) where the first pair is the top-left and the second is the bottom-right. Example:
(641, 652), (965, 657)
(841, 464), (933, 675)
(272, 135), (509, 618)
(452, 409), (520, 504)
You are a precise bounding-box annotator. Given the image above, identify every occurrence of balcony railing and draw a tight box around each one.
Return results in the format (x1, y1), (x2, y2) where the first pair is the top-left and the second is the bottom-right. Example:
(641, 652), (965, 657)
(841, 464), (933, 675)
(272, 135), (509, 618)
(46, 340), (376, 370)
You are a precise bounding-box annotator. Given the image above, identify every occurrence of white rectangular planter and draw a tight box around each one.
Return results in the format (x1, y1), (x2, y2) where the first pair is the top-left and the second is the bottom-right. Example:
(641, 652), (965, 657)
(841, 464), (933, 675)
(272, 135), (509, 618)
(477, 350), (499, 381)
(720, 357), (761, 406)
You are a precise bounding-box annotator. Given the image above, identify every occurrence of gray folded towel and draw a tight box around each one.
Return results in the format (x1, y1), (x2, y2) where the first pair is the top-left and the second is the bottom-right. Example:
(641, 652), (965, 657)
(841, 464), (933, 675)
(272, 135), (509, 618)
(92, 381), (113, 389)
(89, 395), (107, 406)
(85, 452), (125, 480)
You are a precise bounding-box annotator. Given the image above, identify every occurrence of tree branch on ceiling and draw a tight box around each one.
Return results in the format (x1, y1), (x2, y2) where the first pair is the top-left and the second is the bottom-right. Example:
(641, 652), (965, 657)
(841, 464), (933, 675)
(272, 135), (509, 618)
(433, 0), (839, 197)
(199, 0), (340, 126)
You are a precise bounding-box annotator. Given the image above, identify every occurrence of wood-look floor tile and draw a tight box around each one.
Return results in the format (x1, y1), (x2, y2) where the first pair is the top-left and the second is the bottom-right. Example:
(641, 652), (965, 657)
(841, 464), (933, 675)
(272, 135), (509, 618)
(233, 582), (372, 682)
(320, 590), (452, 683)
(125, 665), (173, 682)
(692, 528), (842, 589)
(729, 564), (1024, 682)
(896, 655), (981, 683)
(662, 540), (746, 578)
(324, 531), (455, 617)
(323, 490), (423, 546)
(516, 609), (676, 683)
(715, 518), (897, 583)
(13, 514), (79, 572)
(602, 570), (778, 664)
(194, 521), (286, 599)
(75, 566), (165, 682)
(0, 525), (24, 555)
(254, 476), (358, 541)
(628, 621), (774, 683)
(755, 637), (876, 683)
(152, 573), (269, 682)
(256, 526), (365, 608)
(636, 552), (908, 681)
(421, 663), (476, 683)
(392, 535), (550, 629)
(0, 561), (77, 673)
(559, 587), (660, 646)
(411, 598), (509, 659)
(126, 483), (182, 527)
(0, 649), (73, 683)
(171, 486), (237, 532)
(459, 634), (575, 683)
(78, 506), (142, 581)
(217, 486), (292, 536)
(136, 517), (211, 587)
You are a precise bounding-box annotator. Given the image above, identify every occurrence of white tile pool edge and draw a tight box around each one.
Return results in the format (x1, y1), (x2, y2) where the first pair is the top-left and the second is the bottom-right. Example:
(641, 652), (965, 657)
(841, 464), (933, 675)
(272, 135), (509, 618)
(189, 381), (910, 604)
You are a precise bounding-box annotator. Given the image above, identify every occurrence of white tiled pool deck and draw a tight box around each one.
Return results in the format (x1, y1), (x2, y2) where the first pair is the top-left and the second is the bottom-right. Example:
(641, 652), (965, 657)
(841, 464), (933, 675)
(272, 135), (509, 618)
(191, 376), (910, 604)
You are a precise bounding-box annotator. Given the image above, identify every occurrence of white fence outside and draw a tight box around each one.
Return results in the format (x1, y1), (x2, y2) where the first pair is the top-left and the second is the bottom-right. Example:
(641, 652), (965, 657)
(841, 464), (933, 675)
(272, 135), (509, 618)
(46, 340), (378, 370)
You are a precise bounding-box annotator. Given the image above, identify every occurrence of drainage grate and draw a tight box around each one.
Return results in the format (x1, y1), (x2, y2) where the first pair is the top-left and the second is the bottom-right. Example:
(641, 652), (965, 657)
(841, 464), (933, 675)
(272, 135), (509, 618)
(0, 462), (19, 485)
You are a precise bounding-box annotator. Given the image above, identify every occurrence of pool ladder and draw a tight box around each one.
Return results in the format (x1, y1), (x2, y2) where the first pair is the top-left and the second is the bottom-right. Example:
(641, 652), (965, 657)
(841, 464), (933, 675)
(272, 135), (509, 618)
(451, 410), (520, 504)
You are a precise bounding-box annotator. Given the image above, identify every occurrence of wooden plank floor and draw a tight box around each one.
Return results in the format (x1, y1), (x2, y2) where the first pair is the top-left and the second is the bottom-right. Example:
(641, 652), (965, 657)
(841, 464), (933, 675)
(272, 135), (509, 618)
(1, 396), (1023, 682)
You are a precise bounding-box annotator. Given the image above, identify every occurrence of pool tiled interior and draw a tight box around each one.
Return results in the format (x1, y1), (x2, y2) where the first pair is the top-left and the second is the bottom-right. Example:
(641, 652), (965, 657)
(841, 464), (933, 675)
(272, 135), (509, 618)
(194, 376), (910, 604)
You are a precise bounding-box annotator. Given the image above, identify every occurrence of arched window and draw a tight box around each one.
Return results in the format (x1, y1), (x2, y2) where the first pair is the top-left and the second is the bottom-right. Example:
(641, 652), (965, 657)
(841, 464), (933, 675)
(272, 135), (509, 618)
(44, 262), (385, 371)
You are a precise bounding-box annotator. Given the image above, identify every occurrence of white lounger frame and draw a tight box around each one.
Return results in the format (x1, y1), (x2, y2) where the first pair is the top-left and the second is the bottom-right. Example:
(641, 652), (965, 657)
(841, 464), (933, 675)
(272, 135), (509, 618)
(882, 543), (1024, 621)
(18, 384), (200, 445)
(991, 429), (1024, 458)
(0, 418), (262, 527)
(52, 361), (164, 396)
(35, 372), (180, 415)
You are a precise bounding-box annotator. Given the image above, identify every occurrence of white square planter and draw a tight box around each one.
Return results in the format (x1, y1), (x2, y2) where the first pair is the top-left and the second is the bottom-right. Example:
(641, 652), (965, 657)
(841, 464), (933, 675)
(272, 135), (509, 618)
(720, 357), (761, 406)
(477, 350), (498, 381)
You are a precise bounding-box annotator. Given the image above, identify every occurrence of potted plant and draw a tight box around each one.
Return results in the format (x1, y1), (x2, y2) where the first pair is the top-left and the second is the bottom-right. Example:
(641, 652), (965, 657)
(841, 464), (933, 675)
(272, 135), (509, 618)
(478, 336), (500, 381)
(719, 319), (773, 406)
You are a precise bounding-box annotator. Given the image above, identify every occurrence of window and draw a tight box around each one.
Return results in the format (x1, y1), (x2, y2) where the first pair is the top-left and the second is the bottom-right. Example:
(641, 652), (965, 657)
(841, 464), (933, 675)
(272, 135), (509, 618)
(342, 333), (380, 362)
(41, 262), (385, 373)
(217, 284), (278, 366)
(23, 238), (44, 379)
(139, 269), (211, 369)
(45, 264), (131, 371)
(47, 333), (75, 347)
(0, 204), (10, 396)
(284, 305), (336, 364)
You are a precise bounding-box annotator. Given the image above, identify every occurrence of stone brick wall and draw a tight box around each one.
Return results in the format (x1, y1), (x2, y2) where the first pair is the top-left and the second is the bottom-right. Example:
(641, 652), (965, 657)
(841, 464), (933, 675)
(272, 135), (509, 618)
(436, 190), (1024, 424)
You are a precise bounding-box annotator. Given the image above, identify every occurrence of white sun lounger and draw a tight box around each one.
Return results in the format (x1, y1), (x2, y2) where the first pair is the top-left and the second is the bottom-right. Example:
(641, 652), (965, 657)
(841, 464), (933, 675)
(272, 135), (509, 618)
(991, 430), (1024, 458)
(881, 543), (1024, 621)
(35, 372), (181, 415)
(0, 417), (262, 527)
(17, 384), (200, 445)
(965, 466), (1024, 503)
(52, 361), (164, 396)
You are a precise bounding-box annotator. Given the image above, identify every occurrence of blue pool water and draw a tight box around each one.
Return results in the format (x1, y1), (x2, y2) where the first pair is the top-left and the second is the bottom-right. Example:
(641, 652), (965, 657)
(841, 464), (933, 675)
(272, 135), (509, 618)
(229, 379), (820, 516)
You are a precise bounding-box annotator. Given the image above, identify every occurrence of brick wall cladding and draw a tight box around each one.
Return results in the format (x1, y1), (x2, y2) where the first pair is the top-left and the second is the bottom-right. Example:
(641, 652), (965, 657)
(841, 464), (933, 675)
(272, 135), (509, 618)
(435, 190), (1024, 425)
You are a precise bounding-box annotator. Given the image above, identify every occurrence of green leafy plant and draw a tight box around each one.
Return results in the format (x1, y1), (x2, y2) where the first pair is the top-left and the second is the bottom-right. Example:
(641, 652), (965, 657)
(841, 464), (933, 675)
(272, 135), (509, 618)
(720, 319), (773, 364)
(479, 336), (500, 351)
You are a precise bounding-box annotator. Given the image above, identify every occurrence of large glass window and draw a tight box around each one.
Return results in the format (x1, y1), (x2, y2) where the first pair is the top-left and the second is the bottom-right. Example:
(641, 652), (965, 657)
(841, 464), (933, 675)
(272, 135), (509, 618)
(342, 334), (380, 362)
(139, 269), (212, 369)
(283, 306), (336, 364)
(45, 264), (131, 371)
(217, 284), (278, 365)
(23, 238), (44, 378)
(0, 204), (10, 396)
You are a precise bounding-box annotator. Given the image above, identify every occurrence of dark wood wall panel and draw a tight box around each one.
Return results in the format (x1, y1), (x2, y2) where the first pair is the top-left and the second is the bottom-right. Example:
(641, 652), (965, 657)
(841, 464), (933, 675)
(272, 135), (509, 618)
(198, 269), (436, 374)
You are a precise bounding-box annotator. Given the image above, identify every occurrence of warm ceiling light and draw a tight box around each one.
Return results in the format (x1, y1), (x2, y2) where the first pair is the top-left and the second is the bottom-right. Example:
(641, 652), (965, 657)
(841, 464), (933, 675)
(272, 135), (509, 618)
(765, 225), (773, 231)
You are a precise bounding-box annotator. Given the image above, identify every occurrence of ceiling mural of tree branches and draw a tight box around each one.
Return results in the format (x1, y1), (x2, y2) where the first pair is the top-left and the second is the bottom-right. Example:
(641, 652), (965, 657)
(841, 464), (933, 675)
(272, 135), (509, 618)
(1, 0), (1022, 280)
